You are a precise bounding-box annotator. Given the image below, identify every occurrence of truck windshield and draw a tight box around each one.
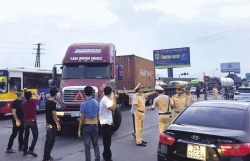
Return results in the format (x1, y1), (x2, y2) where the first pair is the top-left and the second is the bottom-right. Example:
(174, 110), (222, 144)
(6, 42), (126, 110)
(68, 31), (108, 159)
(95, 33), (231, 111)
(62, 63), (110, 79)
(0, 70), (8, 94)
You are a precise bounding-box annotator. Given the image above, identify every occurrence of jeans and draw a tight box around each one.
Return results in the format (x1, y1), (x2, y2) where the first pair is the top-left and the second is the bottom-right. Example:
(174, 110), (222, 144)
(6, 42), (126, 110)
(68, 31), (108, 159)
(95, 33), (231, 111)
(43, 124), (57, 160)
(23, 121), (39, 152)
(101, 124), (112, 160)
(7, 120), (24, 150)
(82, 124), (100, 161)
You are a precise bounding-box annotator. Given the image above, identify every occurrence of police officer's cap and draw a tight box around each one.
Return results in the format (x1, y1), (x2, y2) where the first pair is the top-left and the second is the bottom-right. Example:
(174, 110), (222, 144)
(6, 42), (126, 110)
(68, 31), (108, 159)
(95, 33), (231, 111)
(176, 84), (183, 89)
(155, 85), (164, 91)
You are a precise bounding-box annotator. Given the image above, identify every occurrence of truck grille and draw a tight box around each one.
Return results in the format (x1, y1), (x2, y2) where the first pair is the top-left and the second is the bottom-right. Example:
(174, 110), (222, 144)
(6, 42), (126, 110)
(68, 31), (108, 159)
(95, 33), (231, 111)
(63, 89), (96, 104)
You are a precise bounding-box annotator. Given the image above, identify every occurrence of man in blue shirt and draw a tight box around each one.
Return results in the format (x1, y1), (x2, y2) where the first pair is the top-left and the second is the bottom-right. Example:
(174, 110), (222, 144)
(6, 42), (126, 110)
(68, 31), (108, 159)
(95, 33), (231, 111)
(78, 86), (100, 161)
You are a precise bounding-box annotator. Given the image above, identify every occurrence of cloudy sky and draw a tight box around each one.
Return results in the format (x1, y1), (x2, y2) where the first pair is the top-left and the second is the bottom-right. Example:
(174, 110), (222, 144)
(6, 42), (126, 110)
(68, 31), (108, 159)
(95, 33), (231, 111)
(0, 0), (250, 79)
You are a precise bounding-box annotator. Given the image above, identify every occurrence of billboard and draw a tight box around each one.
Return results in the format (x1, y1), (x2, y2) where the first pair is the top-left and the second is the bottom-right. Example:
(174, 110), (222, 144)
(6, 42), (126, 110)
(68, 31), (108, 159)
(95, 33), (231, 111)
(153, 47), (190, 69)
(220, 62), (240, 73)
(246, 73), (250, 81)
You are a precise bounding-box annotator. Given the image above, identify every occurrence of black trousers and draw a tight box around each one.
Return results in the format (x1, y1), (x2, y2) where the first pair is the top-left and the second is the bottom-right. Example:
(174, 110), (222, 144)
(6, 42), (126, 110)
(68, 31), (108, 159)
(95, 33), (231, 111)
(101, 124), (112, 160)
(132, 114), (135, 133)
(7, 120), (24, 150)
(43, 125), (57, 160)
(23, 121), (39, 152)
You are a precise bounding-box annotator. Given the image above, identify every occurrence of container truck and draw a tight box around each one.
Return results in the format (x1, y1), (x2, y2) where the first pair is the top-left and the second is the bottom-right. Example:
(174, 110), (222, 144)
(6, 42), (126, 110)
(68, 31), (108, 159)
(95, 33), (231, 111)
(51, 43), (156, 135)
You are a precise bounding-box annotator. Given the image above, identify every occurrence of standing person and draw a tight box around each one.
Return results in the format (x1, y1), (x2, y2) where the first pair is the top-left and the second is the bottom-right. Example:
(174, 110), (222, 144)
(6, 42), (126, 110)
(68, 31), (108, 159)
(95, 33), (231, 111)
(22, 91), (40, 157)
(171, 84), (187, 118)
(6, 91), (24, 153)
(147, 86), (174, 133)
(213, 84), (219, 100)
(204, 86), (208, 100)
(78, 86), (100, 161)
(99, 86), (117, 161)
(133, 83), (156, 147)
(123, 87), (136, 139)
(184, 86), (195, 106)
(43, 88), (61, 161)
(195, 86), (200, 101)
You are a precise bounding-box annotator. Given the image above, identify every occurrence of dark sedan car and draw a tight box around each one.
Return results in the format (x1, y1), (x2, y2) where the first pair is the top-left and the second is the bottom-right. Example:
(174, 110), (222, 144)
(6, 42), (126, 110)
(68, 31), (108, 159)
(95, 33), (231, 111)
(157, 100), (250, 161)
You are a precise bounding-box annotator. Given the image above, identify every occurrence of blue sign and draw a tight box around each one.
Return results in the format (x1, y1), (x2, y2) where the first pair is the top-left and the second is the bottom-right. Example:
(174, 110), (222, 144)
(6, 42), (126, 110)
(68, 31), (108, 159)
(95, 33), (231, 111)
(153, 47), (191, 69)
(246, 73), (250, 81)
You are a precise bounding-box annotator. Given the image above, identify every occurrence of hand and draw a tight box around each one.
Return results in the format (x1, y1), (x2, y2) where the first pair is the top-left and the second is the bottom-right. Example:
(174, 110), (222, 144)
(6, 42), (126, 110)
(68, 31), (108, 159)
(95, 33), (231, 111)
(78, 130), (82, 138)
(57, 123), (61, 131)
(16, 120), (21, 127)
(115, 91), (119, 99)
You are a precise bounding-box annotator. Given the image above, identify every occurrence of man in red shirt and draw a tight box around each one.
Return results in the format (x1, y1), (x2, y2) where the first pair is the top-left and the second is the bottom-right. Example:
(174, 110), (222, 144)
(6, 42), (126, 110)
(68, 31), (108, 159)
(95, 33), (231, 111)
(21, 91), (40, 157)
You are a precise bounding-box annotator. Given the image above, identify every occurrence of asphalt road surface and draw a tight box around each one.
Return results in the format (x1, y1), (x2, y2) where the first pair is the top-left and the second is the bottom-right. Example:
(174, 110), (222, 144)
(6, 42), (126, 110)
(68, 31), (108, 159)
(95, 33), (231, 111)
(0, 94), (223, 161)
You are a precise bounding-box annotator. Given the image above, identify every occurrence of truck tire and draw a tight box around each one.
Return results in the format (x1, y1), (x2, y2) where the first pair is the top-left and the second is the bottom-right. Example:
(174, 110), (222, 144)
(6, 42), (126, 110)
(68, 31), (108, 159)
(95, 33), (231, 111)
(112, 108), (122, 133)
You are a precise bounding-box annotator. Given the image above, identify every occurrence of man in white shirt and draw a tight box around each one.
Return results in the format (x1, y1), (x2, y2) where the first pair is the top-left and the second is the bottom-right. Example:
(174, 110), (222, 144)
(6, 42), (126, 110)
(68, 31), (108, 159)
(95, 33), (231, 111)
(99, 86), (117, 161)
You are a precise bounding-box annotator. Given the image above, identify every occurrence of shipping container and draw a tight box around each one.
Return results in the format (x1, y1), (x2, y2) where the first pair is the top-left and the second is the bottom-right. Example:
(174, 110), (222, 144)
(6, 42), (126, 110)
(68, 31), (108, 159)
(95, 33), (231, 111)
(115, 55), (155, 91)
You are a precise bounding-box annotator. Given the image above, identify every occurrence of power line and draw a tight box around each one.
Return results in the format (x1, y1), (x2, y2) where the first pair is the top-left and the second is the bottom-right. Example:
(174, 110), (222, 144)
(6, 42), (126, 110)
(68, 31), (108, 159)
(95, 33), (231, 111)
(0, 47), (32, 49)
(0, 52), (31, 54)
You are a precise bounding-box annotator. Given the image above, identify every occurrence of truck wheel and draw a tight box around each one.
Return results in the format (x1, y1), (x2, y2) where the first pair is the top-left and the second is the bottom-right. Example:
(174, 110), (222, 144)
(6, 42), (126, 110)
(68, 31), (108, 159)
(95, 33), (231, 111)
(112, 108), (122, 133)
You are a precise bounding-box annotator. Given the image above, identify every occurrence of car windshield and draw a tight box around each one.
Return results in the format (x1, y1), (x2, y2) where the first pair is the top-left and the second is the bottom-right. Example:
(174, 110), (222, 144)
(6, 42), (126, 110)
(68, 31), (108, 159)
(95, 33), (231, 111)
(62, 63), (110, 79)
(237, 88), (250, 93)
(0, 70), (8, 94)
(174, 106), (246, 130)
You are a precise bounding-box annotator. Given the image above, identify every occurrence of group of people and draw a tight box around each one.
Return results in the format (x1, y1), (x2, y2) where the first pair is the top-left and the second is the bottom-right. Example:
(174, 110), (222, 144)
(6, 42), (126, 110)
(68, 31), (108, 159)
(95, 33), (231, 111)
(123, 83), (195, 147)
(78, 85), (118, 161)
(5, 87), (61, 161)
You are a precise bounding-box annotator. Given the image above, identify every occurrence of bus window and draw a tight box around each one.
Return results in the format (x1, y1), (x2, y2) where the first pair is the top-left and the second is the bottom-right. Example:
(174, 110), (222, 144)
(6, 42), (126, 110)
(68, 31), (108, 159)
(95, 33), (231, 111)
(9, 77), (21, 91)
(23, 72), (52, 88)
(0, 76), (7, 93)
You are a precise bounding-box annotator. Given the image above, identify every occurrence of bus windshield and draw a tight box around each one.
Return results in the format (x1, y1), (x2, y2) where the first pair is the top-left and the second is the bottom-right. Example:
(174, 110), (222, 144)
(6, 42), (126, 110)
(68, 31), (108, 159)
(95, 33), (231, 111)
(0, 70), (8, 94)
(62, 63), (110, 79)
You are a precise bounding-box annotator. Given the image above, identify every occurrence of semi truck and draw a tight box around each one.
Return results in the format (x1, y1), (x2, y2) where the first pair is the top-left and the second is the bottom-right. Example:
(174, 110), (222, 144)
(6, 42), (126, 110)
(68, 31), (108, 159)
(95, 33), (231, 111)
(51, 43), (156, 134)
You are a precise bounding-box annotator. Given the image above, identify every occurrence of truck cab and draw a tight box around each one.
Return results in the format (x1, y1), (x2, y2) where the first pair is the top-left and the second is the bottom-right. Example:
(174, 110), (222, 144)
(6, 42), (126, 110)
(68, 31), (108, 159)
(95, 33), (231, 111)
(52, 43), (121, 134)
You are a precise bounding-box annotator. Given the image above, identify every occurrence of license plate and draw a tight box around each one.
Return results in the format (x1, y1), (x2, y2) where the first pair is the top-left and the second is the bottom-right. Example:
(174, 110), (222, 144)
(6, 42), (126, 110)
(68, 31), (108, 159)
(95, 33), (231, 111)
(187, 144), (206, 160)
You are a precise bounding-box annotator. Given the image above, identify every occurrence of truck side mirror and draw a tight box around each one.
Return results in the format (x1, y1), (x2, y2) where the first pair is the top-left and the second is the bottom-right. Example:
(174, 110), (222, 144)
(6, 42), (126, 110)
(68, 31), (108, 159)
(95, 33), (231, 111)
(118, 65), (123, 81)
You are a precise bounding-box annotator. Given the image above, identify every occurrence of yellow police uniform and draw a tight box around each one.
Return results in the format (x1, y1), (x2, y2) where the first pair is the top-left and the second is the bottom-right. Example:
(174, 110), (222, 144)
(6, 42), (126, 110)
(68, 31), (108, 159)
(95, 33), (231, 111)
(184, 93), (195, 106)
(213, 87), (218, 100)
(152, 93), (174, 133)
(171, 94), (187, 118)
(133, 83), (155, 145)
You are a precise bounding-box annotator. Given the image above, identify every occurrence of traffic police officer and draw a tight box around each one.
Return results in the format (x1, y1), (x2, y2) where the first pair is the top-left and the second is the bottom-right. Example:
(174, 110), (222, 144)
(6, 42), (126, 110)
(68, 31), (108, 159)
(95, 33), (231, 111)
(184, 86), (194, 106)
(133, 83), (156, 146)
(213, 84), (219, 100)
(171, 84), (187, 118)
(147, 85), (174, 133)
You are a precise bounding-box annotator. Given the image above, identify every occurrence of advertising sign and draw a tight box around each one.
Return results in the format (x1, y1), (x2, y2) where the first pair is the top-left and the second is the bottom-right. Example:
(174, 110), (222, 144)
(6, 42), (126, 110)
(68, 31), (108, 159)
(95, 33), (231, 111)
(246, 73), (250, 81)
(220, 62), (240, 73)
(153, 47), (190, 69)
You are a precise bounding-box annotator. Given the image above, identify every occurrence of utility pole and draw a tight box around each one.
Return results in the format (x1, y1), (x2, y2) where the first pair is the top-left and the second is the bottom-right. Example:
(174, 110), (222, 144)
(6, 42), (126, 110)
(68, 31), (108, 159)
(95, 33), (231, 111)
(33, 43), (44, 68)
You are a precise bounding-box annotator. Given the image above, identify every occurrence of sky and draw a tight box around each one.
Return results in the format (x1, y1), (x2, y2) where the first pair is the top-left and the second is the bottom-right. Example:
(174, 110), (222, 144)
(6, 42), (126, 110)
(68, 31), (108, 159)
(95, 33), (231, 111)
(0, 0), (250, 80)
